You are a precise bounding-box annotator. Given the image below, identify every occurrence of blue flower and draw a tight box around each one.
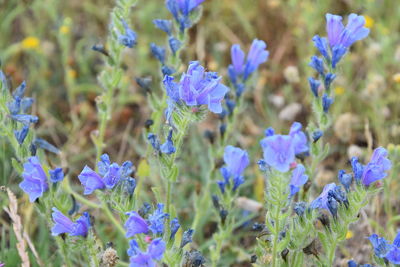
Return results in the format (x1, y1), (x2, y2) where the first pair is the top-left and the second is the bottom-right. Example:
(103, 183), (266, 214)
(260, 134), (295, 172)
(160, 129), (176, 154)
(368, 234), (392, 258)
(168, 36), (181, 55)
(289, 122), (309, 155)
(229, 39), (269, 83)
(331, 45), (347, 68)
(351, 157), (364, 181)
(163, 61), (229, 113)
(148, 203), (169, 235)
(180, 229), (194, 248)
(326, 13), (369, 49)
(19, 157), (49, 202)
(309, 56), (324, 76)
(361, 147), (391, 186)
(289, 164), (308, 196)
(312, 35), (329, 60)
(49, 168), (64, 183)
(125, 211), (149, 237)
(312, 130), (323, 142)
(117, 20), (137, 48)
(308, 77), (320, 97)
(128, 238), (166, 267)
(51, 208), (90, 237)
(165, 0), (204, 32)
(14, 126), (29, 145)
(78, 154), (135, 194)
(150, 43), (166, 64)
(338, 170), (352, 191)
(170, 217), (180, 239)
(33, 138), (60, 154)
(217, 145), (249, 193)
(324, 73), (336, 90)
(324, 14), (369, 68)
(10, 114), (39, 126)
(310, 183), (336, 210)
(322, 93), (333, 113)
(147, 133), (161, 151)
(153, 19), (172, 35)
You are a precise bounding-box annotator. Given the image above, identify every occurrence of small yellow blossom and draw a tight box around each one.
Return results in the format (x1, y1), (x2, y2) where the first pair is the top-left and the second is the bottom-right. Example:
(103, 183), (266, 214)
(68, 69), (77, 79)
(21, 37), (40, 50)
(346, 230), (354, 239)
(208, 60), (218, 71)
(364, 15), (374, 29)
(60, 26), (70, 35)
(334, 86), (345, 95)
(393, 73), (400, 83)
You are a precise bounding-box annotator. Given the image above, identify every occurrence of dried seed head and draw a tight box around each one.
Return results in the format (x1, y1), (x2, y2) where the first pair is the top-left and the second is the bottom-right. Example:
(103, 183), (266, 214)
(100, 247), (119, 267)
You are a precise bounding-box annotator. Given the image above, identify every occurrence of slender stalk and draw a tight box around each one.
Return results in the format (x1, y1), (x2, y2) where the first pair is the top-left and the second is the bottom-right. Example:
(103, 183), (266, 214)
(271, 200), (282, 267)
(101, 202), (126, 237)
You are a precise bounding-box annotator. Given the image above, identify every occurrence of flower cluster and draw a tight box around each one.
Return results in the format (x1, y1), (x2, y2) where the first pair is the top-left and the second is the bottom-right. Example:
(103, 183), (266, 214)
(78, 154), (136, 195)
(51, 208), (91, 237)
(165, 0), (205, 32)
(217, 145), (250, 193)
(163, 61), (229, 115)
(124, 203), (194, 266)
(5, 80), (37, 145)
(351, 147), (391, 186)
(369, 232), (400, 264)
(228, 39), (269, 97)
(19, 156), (64, 202)
(309, 14), (369, 113)
(259, 122), (309, 172)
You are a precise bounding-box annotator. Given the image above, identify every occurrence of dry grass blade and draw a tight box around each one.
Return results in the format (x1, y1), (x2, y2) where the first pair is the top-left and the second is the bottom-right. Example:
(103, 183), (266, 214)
(4, 188), (30, 267)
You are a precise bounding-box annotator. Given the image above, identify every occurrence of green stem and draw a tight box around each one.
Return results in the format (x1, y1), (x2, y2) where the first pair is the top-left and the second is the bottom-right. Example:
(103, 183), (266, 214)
(271, 202), (282, 267)
(101, 202), (126, 237)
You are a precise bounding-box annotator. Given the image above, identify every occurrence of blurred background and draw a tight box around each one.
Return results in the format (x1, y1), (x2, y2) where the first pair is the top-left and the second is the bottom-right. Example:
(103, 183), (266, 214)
(1, 0), (400, 265)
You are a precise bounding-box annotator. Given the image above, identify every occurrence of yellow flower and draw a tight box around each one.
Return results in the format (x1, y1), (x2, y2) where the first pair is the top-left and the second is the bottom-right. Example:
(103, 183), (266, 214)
(334, 86), (345, 95)
(393, 73), (400, 83)
(60, 25), (70, 35)
(346, 230), (354, 239)
(364, 15), (374, 29)
(21, 37), (40, 50)
(68, 69), (77, 79)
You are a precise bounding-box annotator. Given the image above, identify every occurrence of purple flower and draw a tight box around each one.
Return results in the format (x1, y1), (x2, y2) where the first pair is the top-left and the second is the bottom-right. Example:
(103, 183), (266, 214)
(51, 208), (90, 237)
(78, 154), (135, 194)
(148, 203), (169, 235)
(362, 147), (391, 186)
(217, 145), (249, 193)
(125, 211), (149, 238)
(289, 164), (308, 196)
(128, 238), (166, 267)
(163, 61), (229, 113)
(310, 183), (336, 210)
(165, 0), (205, 32)
(289, 122), (309, 155)
(229, 39), (269, 83)
(260, 135), (295, 172)
(49, 167), (64, 183)
(326, 13), (369, 48)
(322, 93), (333, 113)
(78, 166), (106, 194)
(19, 156), (49, 202)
